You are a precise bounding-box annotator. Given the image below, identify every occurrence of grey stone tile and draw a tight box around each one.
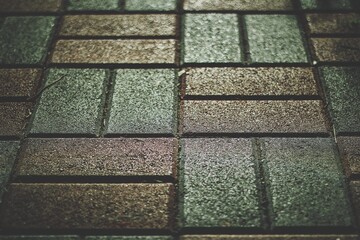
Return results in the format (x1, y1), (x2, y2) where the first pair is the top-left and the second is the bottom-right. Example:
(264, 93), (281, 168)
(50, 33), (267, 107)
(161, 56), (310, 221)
(67, 0), (119, 11)
(125, 0), (176, 11)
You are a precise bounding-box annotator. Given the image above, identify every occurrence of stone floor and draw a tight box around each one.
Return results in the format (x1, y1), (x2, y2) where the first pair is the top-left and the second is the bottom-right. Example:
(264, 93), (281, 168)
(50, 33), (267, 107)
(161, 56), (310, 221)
(0, 0), (359, 239)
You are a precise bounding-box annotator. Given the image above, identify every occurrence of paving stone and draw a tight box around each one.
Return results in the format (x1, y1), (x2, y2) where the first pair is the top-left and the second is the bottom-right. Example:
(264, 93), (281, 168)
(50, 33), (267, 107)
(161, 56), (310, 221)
(0, 237), (79, 240)
(0, 69), (41, 98)
(0, 0), (62, 12)
(125, 0), (177, 11)
(312, 38), (360, 62)
(350, 181), (360, 224)
(0, 141), (19, 199)
(67, 0), (119, 11)
(180, 235), (359, 240)
(185, 67), (318, 96)
(60, 15), (177, 37)
(183, 14), (241, 63)
(245, 15), (308, 63)
(0, 102), (32, 137)
(182, 100), (327, 134)
(300, 0), (352, 10)
(264, 138), (352, 227)
(306, 13), (360, 35)
(107, 69), (177, 135)
(0, 16), (56, 65)
(30, 68), (107, 135)
(86, 237), (173, 240)
(51, 40), (177, 64)
(181, 138), (261, 227)
(184, 0), (293, 11)
(319, 67), (360, 133)
(1, 183), (174, 229)
(16, 138), (177, 178)
(337, 137), (360, 177)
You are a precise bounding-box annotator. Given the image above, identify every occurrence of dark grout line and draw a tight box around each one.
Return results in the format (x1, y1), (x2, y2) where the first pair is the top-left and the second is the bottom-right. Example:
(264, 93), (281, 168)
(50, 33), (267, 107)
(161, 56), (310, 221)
(238, 14), (250, 64)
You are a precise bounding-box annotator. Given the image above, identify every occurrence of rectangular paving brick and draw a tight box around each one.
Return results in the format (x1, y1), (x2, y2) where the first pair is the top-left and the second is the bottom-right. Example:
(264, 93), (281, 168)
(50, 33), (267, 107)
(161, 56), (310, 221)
(51, 40), (177, 64)
(16, 138), (177, 178)
(0, 141), (19, 199)
(67, 0), (119, 11)
(311, 38), (360, 62)
(264, 138), (353, 227)
(338, 137), (360, 177)
(350, 181), (360, 225)
(1, 183), (174, 229)
(60, 15), (177, 37)
(86, 237), (173, 240)
(182, 100), (327, 134)
(306, 14), (360, 35)
(0, 0), (62, 12)
(30, 68), (107, 135)
(185, 67), (318, 96)
(125, 0), (177, 11)
(300, 0), (352, 10)
(0, 69), (41, 98)
(183, 14), (241, 63)
(319, 66), (360, 133)
(181, 235), (359, 240)
(107, 69), (177, 135)
(0, 237), (79, 240)
(181, 138), (261, 227)
(245, 15), (308, 63)
(0, 102), (32, 137)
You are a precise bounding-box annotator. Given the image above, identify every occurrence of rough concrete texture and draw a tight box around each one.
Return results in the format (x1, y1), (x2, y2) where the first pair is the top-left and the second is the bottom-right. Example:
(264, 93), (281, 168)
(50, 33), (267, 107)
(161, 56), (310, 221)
(350, 181), (360, 224)
(1, 183), (174, 229)
(180, 235), (359, 240)
(0, 237), (79, 240)
(67, 0), (119, 10)
(337, 137), (360, 177)
(16, 138), (177, 177)
(0, 0), (62, 12)
(0, 69), (41, 98)
(319, 67), (360, 133)
(264, 138), (353, 227)
(185, 67), (318, 96)
(107, 69), (177, 135)
(86, 237), (173, 240)
(125, 0), (177, 11)
(51, 40), (177, 64)
(181, 138), (261, 227)
(30, 68), (107, 135)
(312, 38), (360, 62)
(0, 16), (56, 64)
(300, 0), (352, 10)
(245, 15), (307, 63)
(0, 141), (19, 199)
(306, 14), (360, 35)
(184, 0), (293, 11)
(182, 100), (327, 134)
(183, 14), (241, 63)
(60, 15), (177, 37)
(0, 102), (32, 137)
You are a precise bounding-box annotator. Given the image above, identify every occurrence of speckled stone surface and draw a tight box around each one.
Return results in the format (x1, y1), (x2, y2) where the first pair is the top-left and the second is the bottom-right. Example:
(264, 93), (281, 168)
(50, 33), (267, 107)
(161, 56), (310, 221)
(184, 0), (293, 11)
(125, 0), (177, 11)
(0, 0), (62, 12)
(86, 237), (173, 240)
(306, 14), (360, 35)
(264, 138), (352, 227)
(0, 16), (56, 64)
(312, 38), (360, 62)
(0, 69), (41, 98)
(181, 138), (261, 227)
(16, 138), (177, 177)
(185, 67), (318, 96)
(180, 235), (359, 240)
(60, 15), (176, 37)
(300, 0), (352, 10)
(107, 69), (177, 135)
(0, 237), (79, 240)
(1, 183), (174, 229)
(337, 137), (360, 177)
(0, 102), (32, 137)
(245, 15), (307, 63)
(182, 100), (327, 134)
(67, 0), (119, 10)
(319, 67), (360, 133)
(350, 181), (360, 224)
(0, 141), (19, 199)
(51, 40), (177, 64)
(183, 14), (241, 63)
(30, 68), (107, 135)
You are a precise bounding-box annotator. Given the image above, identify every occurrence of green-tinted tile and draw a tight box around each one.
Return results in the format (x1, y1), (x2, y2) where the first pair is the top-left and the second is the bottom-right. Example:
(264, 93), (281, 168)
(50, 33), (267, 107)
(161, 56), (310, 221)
(67, 0), (119, 10)
(300, 0), (352, 10)
(0, 141), (19, 196)
(125, 0), (176, 11)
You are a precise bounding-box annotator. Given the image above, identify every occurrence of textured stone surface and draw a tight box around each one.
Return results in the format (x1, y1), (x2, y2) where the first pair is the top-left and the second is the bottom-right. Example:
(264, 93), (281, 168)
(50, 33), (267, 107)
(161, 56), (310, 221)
(0, 103), (32, 137)
(183, 14), (241, 63)
(306, 14), (360, 35)
(245, 15), (307, 63)
(31, 68), (107, 135)
(312, 38), (360, 62)
(184, 0), (293, 11)
(1, 183), (174, 229)
(0, 237), (79, 240)
(125, 0), (177, 11)
(264, 138), (352, 227)
(181, 138), (261, 227)
(337, 137), (360, 177)
(67, 0), (119, 10)
(0, 69), (41, 98)
(0, 141), (19, 198)
(319, 67), (360, 133)
(51, 40), (176, 64)
(300, 0), (352, 10)
(180, 236), (359, 240)
(350, 181), (360, 224)
(107, 69), (177, 135)
(16, 138), (177, 177)
(86, 237), (173, 240)
(60, 15), (177, 37)
(0, 16), (56, 64)
(185, 67), (318, 96)
(0, 0), (62, 12)
(182, 100), (327, 133)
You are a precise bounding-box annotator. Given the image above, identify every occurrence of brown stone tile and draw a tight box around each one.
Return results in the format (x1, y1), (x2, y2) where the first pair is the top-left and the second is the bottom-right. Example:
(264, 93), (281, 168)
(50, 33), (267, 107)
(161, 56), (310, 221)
(0, 0), (62, 12)
(0, 102), (32, 137)
(1, 183), (174, 229)
(60, 14), (177, 37)
(306, 13), (360, 35)
(182, 100), (328, 133)
(181, 235), (359, 240)
(0, 69), (41, 98)
(337, 137), (360, 177)
(185, 67), (318, 96)
(350, 181), (360, 225)
(312, 38), (360, 62)
(51, 40), (177, 64)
